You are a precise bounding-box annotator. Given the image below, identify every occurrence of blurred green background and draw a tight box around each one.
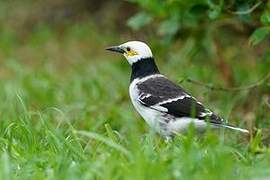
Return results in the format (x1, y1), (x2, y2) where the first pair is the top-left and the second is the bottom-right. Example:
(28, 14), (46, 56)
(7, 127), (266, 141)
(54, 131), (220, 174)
(0, 0), (270, 179)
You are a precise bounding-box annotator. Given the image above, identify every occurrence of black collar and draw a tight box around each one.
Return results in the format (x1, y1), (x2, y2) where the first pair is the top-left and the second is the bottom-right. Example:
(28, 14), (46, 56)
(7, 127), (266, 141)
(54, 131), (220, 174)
(130, 57), (160, 82)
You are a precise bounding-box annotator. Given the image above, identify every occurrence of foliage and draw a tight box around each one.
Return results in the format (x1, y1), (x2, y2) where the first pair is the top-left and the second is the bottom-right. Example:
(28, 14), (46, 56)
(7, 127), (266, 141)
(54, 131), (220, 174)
(128, 0), (270, 45)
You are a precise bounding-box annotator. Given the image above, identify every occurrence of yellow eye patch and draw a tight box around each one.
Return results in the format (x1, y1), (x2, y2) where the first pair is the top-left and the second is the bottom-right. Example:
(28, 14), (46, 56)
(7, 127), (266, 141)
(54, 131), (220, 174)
(126, 50), (138, 56)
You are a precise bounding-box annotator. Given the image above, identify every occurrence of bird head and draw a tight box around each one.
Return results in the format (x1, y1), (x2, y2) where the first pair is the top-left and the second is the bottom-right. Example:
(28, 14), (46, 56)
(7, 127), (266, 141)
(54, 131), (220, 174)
(106, 41), (153, 65)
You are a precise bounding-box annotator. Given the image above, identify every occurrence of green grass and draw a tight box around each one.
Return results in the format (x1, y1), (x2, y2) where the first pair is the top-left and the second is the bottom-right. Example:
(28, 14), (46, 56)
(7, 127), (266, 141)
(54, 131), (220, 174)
(0, 22), (270, 179)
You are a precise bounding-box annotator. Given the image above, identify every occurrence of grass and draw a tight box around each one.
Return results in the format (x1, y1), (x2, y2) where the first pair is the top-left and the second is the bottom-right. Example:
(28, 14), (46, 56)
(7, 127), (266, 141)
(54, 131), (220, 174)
(0, 21), (270, 179)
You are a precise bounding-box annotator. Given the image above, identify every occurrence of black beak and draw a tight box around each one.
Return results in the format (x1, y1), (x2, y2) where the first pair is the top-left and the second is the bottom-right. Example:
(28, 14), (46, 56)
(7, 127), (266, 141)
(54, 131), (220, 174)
(105, 46), (125, 54)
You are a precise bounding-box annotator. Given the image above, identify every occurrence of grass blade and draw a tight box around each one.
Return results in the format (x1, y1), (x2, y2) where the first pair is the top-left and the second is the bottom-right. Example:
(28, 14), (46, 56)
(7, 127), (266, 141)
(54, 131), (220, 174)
(76, 130), (131, 159)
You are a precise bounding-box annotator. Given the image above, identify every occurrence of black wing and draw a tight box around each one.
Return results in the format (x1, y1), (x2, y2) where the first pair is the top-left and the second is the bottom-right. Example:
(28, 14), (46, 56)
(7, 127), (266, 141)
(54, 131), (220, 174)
(137, 76), (223, 123)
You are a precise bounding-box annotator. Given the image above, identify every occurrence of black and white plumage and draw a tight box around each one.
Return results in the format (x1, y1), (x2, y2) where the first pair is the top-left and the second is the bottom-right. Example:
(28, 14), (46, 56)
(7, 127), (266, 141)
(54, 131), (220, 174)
(106, 41), (249, 139)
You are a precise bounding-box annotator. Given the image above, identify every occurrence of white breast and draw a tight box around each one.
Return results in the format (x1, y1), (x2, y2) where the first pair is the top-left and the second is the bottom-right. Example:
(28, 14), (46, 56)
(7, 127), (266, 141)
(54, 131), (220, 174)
(129, 79), (163, 133)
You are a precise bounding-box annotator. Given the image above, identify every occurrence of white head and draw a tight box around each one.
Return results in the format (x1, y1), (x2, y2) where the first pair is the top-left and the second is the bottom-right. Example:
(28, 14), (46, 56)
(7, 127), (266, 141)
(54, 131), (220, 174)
(106, 41), (153, 65)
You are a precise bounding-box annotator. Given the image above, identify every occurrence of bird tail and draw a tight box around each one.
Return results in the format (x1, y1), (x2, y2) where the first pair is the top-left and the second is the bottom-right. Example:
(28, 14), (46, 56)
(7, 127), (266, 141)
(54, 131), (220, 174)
(221, 124), (249, 134)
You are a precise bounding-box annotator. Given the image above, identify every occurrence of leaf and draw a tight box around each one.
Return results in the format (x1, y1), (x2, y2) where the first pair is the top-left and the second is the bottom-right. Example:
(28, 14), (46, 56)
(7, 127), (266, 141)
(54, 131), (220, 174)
(158, 16), (180, 36)
(249, 27), (270, 46)
(127, 12), (153, 31)
(207, 0), (223, 20)
(249, 129), (264, 154)
(261, 11), (270, 25)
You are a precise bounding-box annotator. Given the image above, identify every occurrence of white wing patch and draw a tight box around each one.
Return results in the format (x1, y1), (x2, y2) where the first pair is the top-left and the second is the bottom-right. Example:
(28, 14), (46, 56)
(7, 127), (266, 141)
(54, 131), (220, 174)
(199, 111), (213, 117)
(157, 95), (191, 105)
(138, 94), (192, 113)
(139, 93), (151, 100)
(151, 104), (168, 112)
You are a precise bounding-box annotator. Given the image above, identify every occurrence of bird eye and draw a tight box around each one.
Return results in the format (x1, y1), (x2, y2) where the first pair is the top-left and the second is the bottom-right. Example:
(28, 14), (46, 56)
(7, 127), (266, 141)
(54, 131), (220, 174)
(126, 47), (131, 51)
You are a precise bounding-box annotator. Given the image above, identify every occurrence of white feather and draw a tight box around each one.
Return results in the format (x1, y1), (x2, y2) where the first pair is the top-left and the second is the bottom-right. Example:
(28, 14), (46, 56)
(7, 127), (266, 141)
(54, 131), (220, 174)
(129, 78), (164, 133)
(220, 125), (249, 134)
(158, 95), (191, 105)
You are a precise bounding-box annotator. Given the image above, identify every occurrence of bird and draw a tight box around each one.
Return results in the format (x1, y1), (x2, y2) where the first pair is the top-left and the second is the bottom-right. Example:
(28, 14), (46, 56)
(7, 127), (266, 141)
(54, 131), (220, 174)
(106, 41), (249, 140)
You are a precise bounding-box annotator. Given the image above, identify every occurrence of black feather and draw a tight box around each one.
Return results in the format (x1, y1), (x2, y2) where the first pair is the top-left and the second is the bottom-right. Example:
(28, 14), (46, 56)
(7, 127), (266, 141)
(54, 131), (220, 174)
(131, 57), (160, 82)
(136, 76), (223, 123)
